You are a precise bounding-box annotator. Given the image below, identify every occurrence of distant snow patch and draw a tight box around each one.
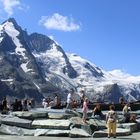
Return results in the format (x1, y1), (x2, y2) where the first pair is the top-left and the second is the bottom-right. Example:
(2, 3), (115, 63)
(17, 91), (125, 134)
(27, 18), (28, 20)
(1, 79), (13, 82)
(20, 61), (33, 73)
(0, 37), (3, 43)
(0, 25), (4, 43)
(0, 57), (3, 61)
(1, 79), (14, 85)
(33, 82), (40, 90)
(33, 43), (66, 74)
(2, 21), (28, 60)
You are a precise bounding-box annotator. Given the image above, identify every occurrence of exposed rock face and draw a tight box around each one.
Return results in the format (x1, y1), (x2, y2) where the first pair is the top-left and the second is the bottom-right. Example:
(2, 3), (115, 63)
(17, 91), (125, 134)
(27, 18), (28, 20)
(29, 33), (77, 79)
(94, 83), (122, 103)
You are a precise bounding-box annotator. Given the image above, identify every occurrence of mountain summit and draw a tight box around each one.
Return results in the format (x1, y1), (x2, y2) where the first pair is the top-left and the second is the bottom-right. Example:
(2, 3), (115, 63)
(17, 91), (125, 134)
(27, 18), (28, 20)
(0, 18), (140, 103)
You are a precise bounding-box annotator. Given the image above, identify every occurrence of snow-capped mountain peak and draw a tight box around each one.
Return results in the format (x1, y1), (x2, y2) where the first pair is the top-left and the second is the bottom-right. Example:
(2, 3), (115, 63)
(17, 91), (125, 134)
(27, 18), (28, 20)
(0, 18), (140, 103)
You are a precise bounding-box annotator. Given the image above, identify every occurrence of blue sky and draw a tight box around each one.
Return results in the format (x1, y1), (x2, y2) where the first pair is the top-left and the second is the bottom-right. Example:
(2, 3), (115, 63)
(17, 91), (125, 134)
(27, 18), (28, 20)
(0, 0), (140, 76)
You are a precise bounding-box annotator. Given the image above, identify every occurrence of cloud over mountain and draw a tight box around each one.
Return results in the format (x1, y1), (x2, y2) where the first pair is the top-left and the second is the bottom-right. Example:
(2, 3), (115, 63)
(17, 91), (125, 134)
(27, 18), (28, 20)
(39, 13), (81, 32)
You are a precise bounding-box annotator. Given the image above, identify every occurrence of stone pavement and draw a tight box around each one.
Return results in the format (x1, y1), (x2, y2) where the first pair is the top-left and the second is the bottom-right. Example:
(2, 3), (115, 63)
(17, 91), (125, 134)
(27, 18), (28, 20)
(0, 135), (138, 140)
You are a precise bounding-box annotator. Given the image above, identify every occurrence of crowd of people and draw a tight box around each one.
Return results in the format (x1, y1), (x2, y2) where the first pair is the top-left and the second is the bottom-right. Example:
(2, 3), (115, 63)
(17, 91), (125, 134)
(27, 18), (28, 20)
(42, 95), (61, 109)
(41, 89), (81, 109)
(0, 97), (35, 113)
(63, 89), (137, 138)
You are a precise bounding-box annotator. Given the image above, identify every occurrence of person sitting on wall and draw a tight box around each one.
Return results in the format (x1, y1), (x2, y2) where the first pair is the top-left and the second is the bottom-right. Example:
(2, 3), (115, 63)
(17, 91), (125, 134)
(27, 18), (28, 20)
(129, 114), (137, 123)
(119, 96), (125, 104)
(51, 95), (61, 109)
(92, 103), (105, 119)
(42, 98), (48, 108)
(122, 103), (131, 123)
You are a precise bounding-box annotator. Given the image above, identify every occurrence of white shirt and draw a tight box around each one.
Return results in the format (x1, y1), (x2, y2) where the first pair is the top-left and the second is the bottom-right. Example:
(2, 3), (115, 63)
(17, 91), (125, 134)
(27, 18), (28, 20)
(67, 93), (73, 104)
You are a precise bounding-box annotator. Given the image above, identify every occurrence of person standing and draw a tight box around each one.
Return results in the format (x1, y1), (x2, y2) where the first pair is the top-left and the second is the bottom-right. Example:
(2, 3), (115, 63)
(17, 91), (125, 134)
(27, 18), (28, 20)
(82, 98), (88, 123)
(80, 90), (85, 107)
(53, 95), (61, 107)
(66, 89), (74, 110)
(2, 97), (8, 110)
(106, 105), (117, 138)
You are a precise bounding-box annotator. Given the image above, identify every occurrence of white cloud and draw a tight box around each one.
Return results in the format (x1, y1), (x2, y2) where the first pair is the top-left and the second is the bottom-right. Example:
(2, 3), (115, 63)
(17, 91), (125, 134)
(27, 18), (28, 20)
(0, 0), (29, 16)
(109, 69), (131, 79)
(39, 13), (81, 32)
(108, 69), (140, 82)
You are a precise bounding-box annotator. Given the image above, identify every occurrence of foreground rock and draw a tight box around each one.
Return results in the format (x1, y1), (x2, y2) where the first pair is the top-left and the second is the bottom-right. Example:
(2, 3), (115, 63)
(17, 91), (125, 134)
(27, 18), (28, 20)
(70, 117), (85, 127)
(0, 124), (35, 136)
(136, 118), (140, 129)
(0, 124), (70, 137)
(32, 119), (71, 129)
(65, 109), (82, 118)
(11, 111), (48, 120)
(34, 129), (69, 136)
(117, 123), (138, 132)
(69, 128), (91, 138)
(92, 128), (131, 137)
(1, 116), (32, 128)
(70, 117), (97, 134)
(48, 112), (75, 119)
(88, 119), (106, 130)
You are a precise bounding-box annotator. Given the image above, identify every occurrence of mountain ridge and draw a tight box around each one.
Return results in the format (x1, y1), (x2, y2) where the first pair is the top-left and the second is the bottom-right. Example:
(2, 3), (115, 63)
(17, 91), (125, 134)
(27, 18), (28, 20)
(0, 18), (140, 103)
